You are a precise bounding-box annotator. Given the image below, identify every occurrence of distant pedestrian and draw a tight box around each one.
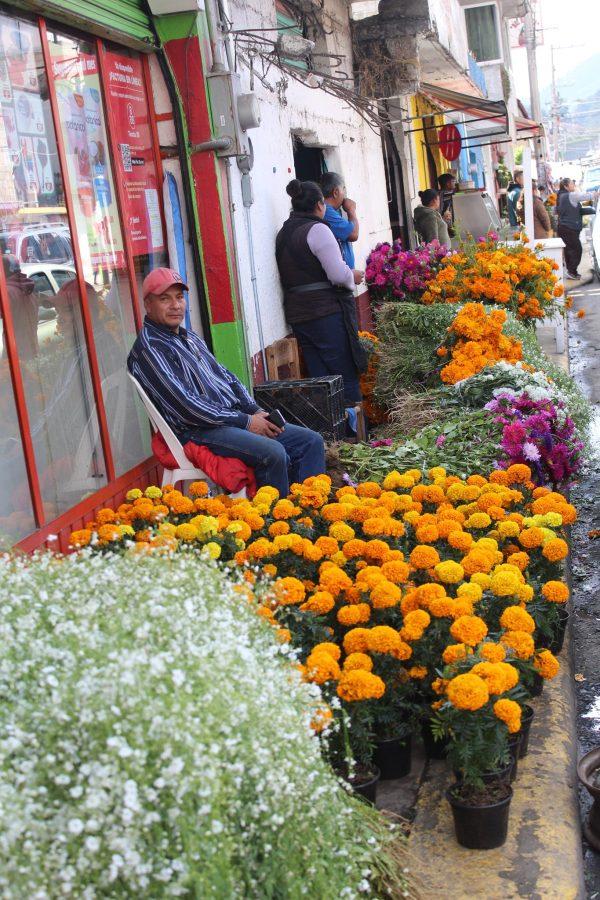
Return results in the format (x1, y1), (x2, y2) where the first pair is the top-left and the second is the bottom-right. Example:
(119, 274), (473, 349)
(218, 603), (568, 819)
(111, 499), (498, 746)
(507, 168), (524, 227)
(275, 179), (366, 406)
(557, 177), (595, 279)
(437, 172), (456, 233)
(516, 180), (552, 239)
(321, 172), (359, 269)
(413, 189), (451, 246)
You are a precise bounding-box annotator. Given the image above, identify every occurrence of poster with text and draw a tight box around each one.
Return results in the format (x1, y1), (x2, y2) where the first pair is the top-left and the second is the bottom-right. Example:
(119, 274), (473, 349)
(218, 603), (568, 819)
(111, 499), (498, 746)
(103, 50), (164, 256)
(50, 42), (124, 270)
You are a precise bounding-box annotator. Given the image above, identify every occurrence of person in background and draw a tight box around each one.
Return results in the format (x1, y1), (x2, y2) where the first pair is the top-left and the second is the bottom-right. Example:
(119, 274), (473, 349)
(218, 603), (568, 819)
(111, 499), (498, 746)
(275, 179), (366, 407)
(127, 268), (325, 497)
(516, 180), (552, 239)
(507, 168), (524, 227)
(413, 189), (451, 246)
(437, 172), (456, 233)
(557, 177), (595, 280)
(321, 171), (359, 269)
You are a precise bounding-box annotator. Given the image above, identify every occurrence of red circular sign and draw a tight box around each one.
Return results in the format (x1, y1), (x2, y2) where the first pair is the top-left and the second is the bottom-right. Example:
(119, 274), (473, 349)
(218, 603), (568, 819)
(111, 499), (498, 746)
(439, 124), (462, 161)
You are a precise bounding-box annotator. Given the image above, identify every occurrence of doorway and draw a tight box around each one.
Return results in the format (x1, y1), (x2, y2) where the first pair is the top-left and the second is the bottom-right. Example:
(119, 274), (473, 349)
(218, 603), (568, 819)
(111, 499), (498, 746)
(293, 138), (326, 182)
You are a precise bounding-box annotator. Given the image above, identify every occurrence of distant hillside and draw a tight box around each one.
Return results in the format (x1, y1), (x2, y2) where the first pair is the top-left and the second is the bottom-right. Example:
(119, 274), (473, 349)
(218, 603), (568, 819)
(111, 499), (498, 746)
(540, 52), (600, 107)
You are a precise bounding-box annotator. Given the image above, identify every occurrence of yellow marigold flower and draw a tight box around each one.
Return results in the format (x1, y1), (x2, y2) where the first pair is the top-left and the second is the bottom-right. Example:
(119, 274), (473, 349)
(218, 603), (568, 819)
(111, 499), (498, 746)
(542, 538), (569, 562)
(274, 577), (306, 606)
(498, 520), (521, 539)
(542, 580), (569, 603)
(500, 606), (535, 634)
(336, 669), (385, 702)
(125, 488), (143, 500)
(480, 642), (506, 662)
(144, 486), (162, 499)
(501, 630), (535, 660)
(543, 512), (563, 528)
(456, 582), (483, 602)
(305, 650), (341, 684)
(343, 652), (373, 672)
(190, 515), (219, 537)
(471, 661), (518, 695)
(490, 570), (521, 597)
(70, 529), (92, 548)
(534, 649), (560, 679)
(442, 643), (470, 665)
(408, 665), (428, 679)
(382, 470), (415, 490)
(337, 603), (371, 626)
(329, 522), (356, 542)
(370, 580), (402, 609)
(447, 673), (489, 711)
(465, 512), (492, 530)
(450, 615), (488, 647)
(410, 545), (441, 569)
(311, 641), (341, 661)
(470, 572), (492, 590)
(435, 560), (465, 584)
(493, 698), (522, 733)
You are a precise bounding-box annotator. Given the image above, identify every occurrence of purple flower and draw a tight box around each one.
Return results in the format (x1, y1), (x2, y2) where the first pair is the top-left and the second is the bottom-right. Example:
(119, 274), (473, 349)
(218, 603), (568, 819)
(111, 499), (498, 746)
(435, 434), (447, 447)
(522, 441), (541, 461)
(342, 473), (358, 487)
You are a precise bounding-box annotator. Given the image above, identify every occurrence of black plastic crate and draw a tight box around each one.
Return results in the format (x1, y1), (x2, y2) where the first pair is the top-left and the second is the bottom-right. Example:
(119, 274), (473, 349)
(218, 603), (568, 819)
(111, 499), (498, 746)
(254, 376), (346, 442)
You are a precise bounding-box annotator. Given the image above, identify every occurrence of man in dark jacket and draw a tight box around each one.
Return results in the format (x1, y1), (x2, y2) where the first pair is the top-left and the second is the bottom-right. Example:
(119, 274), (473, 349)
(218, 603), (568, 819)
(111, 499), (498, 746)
(507, 169), (524, 227)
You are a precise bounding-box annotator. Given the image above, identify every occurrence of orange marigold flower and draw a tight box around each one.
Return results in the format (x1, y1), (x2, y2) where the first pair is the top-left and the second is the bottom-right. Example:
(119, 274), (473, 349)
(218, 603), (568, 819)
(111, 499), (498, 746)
(450, 615), (488, 647)
(370, 580), (402, 609)
(305, 650), (341, 684)
(493, 698), (522, 733)
(410, 545), (441, 569)
(343, 627), (371, 654)
(542, 538), (569, 562)
(534, 648), (560, 679)
(541, 580), (569, 603)
(499, 605), (535, 634)
(336, 669), (385, 702)
(274, 577), (306, 605)
(501, 630), (535, 660)
(442, 643), (470, 665)
(480, 642), (506, 662)
(343, 651), (373, 672)
(471, 661), (519, 694)
(337, 603), (371, 626)
(447, 673), (489, 711)
(301, 591), (335, 615)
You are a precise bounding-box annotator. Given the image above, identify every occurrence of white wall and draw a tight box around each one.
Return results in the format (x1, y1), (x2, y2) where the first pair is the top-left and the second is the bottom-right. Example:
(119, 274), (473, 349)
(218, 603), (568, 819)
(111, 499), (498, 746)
(429, 0), (471, 70)
(225, 0), (392, 360)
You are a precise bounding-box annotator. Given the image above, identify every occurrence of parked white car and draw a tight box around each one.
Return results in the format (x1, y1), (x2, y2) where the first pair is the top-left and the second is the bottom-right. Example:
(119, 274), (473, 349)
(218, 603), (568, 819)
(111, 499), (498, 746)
(0, 225), (73, 266)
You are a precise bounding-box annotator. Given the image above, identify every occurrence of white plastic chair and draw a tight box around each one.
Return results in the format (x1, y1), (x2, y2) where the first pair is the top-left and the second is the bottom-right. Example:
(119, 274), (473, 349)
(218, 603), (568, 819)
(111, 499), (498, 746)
(128, 372), (247, 496)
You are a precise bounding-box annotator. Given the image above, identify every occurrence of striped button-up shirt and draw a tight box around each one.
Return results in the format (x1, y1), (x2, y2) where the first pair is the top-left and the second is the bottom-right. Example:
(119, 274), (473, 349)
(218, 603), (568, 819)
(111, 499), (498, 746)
(127, 317), (258, 436)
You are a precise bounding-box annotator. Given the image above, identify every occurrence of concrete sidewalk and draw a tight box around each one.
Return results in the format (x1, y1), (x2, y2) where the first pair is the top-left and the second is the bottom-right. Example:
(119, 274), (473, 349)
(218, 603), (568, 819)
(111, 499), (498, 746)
(407, 655), (584, 899)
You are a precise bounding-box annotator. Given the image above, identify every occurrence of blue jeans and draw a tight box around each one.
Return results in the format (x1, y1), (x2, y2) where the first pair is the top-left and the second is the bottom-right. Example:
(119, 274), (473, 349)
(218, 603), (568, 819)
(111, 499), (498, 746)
(181, 422), (326, 497)
(292, 311), (362, 405)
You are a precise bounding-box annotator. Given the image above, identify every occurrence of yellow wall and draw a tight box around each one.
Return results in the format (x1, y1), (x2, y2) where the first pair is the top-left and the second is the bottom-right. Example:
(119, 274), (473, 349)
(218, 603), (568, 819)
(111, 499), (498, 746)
(410, 95), (450, 192)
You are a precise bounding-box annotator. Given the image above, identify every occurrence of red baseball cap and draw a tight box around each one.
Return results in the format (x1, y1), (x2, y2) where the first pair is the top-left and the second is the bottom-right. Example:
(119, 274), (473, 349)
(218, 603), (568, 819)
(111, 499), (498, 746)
(142, 268), (188, 299)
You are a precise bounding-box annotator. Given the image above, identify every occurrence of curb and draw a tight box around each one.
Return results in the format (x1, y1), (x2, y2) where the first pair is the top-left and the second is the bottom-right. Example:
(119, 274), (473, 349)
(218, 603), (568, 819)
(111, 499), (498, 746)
(407, 647), (585, 899)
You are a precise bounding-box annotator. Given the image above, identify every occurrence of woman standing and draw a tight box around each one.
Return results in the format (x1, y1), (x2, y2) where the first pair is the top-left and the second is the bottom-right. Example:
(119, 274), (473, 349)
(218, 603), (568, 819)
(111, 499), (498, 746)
(275, 179), (366, 407)
(557, 177), (595, 279)
(413, 189), (451, 246)
(516, 180), (552, 239)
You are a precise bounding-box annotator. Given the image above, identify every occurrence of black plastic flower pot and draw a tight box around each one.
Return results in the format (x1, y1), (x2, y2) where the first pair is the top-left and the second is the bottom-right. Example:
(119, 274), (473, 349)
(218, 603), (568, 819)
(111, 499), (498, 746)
(528, 673), (544, 698)
(421, 721), (448, 759)
(446, 785), (513, 850)
(453, 760), (513, 786)
(348, 766), (380, 804)
(373, 734), (412, 780)
(536, 607), (569, 654)
(518, 705), (535, 759)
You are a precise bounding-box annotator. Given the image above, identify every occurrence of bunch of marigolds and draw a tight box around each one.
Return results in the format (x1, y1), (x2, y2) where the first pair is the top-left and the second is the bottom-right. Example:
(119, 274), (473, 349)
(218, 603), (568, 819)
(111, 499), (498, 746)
(420, 235), (565, 322)
(71, 462), (571, 770)
(437, 302), (523, 384)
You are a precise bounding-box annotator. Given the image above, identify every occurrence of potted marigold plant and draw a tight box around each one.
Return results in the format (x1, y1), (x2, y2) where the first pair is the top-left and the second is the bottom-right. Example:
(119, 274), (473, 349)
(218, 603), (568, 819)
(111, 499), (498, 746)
(432, 658), (526, 849)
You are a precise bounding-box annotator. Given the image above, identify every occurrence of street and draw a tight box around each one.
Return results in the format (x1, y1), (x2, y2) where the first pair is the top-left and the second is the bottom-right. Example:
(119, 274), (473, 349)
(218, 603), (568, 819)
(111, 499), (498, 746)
(569, 271), (600, 897)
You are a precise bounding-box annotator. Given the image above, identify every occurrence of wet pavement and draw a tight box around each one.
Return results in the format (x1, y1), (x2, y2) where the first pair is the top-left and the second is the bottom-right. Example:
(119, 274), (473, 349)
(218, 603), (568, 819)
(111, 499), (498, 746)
(568, 271), (600, 897)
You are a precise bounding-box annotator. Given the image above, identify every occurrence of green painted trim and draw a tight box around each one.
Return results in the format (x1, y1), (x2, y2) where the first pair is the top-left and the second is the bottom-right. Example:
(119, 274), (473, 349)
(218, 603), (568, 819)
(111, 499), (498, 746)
(211, 321), (251, 384)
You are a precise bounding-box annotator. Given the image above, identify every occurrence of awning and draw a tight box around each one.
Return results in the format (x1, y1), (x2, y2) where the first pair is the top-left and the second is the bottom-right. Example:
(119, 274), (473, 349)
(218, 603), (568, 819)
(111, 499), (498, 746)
(415, 82), (542, 149)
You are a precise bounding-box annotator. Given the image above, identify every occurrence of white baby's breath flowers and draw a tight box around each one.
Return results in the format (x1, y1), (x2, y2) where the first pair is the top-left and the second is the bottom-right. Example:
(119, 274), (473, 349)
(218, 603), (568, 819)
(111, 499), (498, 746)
(0, 550), (407, 898)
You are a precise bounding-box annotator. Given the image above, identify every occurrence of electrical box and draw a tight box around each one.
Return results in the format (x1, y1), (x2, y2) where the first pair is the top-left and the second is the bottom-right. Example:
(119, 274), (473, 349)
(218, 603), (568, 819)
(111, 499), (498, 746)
(206, 72), (261, 158)
(452, 191), (502, 242)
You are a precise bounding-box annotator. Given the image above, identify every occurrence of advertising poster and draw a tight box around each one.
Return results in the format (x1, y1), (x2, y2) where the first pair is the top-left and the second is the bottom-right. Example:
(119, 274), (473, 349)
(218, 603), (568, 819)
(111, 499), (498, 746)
(0, 20), (38, 92)
(104, 50), (164, 256)
(50, 43), (124, 269)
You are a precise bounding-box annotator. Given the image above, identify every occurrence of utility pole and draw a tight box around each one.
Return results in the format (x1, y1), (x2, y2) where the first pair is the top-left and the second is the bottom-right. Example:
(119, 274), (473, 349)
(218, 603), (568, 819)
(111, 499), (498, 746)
(550, 45), (560, 161)
(524, 2), (546, 172)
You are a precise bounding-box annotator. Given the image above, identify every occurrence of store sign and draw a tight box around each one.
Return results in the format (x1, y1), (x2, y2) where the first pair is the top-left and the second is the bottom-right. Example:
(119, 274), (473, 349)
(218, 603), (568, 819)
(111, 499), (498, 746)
(439, 124), (462, 161)
(50, 45), (125, 269)
(104, 51), (164, 257)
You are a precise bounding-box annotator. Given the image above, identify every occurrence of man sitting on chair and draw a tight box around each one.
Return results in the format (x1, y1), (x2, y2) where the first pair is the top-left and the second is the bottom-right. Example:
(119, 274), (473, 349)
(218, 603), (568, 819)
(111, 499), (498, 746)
(127, 268), (326, 497)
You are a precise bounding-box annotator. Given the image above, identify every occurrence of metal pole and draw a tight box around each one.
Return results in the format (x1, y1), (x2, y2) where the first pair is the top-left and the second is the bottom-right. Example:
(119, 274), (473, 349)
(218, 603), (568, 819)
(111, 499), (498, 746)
(524, 6), (546, 171)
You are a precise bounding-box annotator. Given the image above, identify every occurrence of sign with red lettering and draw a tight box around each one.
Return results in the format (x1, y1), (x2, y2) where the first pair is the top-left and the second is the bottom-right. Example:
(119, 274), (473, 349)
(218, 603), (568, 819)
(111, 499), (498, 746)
(439, 124), (462, 161)
(103, 51), (164, 257)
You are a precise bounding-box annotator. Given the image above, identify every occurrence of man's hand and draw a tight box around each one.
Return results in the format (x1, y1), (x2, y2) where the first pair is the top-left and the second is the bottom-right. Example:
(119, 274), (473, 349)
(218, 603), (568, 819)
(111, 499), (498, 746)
(342, 198), (357, 215)
(248, 410), (282, 438)
(353, 269), (364, 285)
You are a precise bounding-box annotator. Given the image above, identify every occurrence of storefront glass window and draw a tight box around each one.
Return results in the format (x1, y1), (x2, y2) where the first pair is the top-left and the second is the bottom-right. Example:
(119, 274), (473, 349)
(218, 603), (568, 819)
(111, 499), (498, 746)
(47, 30), (151, 476)
(0, 14), (108, 521)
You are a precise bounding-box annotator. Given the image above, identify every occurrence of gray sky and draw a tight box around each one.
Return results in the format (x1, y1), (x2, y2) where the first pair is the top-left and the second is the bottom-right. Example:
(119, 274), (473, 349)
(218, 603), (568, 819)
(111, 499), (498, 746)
(511, 0), (600, 97)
